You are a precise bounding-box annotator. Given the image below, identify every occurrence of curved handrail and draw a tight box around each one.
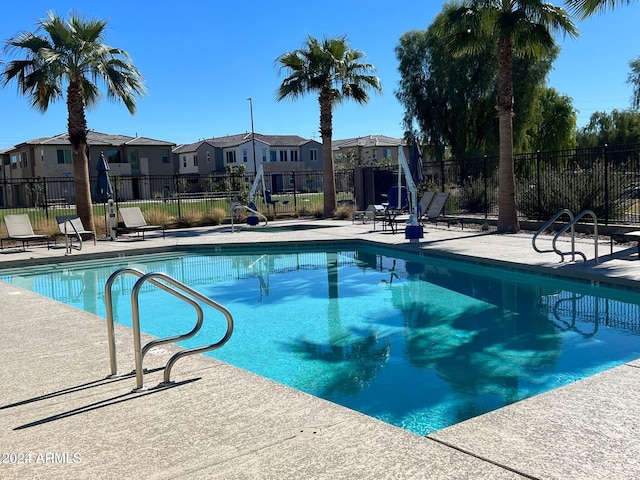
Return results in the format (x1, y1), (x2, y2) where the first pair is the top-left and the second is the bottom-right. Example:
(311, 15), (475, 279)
(105, 267), (202, 377)
(131, 272), (234, 388)
(231, 204), (268, 232)
(104, 268), (234, 390)
(552, 209), (598, 264)
(532, 209), (574, 254)
(61, 219), (83, 253)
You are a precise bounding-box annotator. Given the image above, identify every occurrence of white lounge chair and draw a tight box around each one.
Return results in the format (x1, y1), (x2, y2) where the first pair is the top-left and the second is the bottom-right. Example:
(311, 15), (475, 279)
(1, 214), (49, 251)
(118, 207), (164, 240)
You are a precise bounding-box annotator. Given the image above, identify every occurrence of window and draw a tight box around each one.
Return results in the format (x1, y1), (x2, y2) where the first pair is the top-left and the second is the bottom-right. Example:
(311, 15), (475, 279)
(242, 149), (248, 163)
(162, 148), (170, 164)
(290, 150), (298, 162)
(130, 149), (139, 169)
(41, 149), (45, 162)
(270, 150), (276, 162)
(183, 156), (187, 168)
(22, 152), (28, 167)
(383, 148), (392, 159)
(206, 151), (211, 163)
(193, 155), (198, 167)
(11, 154), (19, 169)
(262, 149), (267, 163)
(279, 150), (287, 162)
(107, 149), (123, 163)
(310, 149), (318, 162)
(56, 149), (72, 164)
(226, 151), (237, 164)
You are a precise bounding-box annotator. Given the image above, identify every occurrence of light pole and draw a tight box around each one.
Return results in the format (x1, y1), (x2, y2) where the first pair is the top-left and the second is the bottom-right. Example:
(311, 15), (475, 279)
(247, 97), (257, 174)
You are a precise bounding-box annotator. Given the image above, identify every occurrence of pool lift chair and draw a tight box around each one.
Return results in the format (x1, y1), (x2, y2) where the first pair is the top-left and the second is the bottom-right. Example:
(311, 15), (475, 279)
(384, 146), (423, 242)
(230, 165), (270, 230)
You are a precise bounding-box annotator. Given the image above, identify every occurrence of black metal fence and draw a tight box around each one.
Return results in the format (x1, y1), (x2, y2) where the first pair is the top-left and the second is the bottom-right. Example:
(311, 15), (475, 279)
(0, 170), (356, 231)
(425, 143), (640, 225)
(2, 143), (640, 232)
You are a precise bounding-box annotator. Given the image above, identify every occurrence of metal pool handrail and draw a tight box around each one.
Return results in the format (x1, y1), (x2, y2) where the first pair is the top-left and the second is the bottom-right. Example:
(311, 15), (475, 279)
(552, 210), (598, 264)
(104, 267), (234, 390)
(532, 209), (574, 255)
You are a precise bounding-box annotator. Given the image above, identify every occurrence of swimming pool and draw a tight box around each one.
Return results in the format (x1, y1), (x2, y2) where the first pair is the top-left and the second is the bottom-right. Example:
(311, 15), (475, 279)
(2, 243), (640, 435)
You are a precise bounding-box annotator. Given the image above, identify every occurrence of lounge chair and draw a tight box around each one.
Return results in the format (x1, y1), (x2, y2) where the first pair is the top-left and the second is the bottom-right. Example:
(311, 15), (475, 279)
(420, 192), (451, 226)
(264, 190), (289, 212)
(118, 207), (164, 240)
(417, 192), (435, 218)
(1, 214), (49, 251)
(56, 215), (96, 251)
(384, 186), (409, 234)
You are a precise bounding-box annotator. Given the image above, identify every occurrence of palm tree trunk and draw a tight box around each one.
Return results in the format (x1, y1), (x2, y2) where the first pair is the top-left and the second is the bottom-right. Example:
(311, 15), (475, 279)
(67, 79), (95, 232)
(319, 88), (336, 218)
(496, 34), (520, 233)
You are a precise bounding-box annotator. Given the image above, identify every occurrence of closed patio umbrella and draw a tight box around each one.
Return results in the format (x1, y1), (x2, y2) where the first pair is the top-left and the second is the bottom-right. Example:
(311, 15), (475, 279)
(95, 152), (113, 237)
(409, 138), (424, 186)
(95, 151), (113, 202)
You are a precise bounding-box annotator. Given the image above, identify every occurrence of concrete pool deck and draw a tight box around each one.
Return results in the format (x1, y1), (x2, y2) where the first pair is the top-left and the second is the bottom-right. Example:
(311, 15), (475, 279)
(1, 219), (639, 479)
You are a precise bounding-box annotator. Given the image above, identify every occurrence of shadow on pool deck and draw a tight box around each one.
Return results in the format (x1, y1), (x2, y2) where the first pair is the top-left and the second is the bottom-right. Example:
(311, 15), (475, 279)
(1, 219), (640, 479)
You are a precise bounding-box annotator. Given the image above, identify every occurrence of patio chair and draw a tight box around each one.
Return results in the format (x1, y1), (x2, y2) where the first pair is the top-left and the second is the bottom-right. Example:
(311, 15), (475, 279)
(384, 186), (409, 234)
(417, 192), (435, 218)
(1, 214), (49, 251)
(420, 192), (451, 226)
(118, 207), (164, 240)
(264, 190), (289, 212)
(56, 215), (96, 251)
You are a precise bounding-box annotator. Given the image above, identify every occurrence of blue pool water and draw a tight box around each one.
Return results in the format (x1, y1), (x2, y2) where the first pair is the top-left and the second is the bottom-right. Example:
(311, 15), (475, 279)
(2, 244), (640, 435)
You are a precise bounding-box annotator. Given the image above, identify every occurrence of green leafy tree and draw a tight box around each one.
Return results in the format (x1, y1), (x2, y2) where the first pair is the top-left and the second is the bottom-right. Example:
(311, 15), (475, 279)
(437, 1), (578, 233)
(396, 13), (569, 160)
(2, 11), (146, 231)
(627, 57), (640, 110)
(576, 109), (640, 147)
(276, 35), (382, 218)
(522, 87), (577, 151)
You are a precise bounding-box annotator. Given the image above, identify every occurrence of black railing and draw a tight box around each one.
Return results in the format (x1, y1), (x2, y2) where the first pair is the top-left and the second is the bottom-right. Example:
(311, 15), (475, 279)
(2, 143), (640, 231)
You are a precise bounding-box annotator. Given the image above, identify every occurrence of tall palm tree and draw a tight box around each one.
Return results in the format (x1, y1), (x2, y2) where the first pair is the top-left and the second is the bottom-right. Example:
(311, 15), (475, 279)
(2, 11), (146, 231)
(439, 1), (577, 233)
(565, 0), (636, 18)
(276, 35), (382, 218)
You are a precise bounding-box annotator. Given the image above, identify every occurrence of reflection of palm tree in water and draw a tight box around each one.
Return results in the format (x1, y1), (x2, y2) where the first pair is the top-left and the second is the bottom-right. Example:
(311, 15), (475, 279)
(394, 263), (562, 423)
(284, 252), (391, 397)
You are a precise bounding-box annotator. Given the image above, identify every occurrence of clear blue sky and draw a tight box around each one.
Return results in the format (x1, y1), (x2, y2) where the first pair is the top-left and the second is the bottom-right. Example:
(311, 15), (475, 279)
(0, 1), (638, 151)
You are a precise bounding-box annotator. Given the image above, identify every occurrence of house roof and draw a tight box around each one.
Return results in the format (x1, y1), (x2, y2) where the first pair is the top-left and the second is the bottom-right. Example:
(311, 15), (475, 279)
(172, 133), (319, 154)
(16, 131), (174, 148)
(332, 135), (403, 149)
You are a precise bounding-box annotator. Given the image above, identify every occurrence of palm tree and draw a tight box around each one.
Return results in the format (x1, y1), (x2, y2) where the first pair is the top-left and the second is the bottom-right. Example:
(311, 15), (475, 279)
(439, 1), (577, 233)
(565, 0), (636, 18)
(2, 11), (146, 231)
(276, 35), (382, 218)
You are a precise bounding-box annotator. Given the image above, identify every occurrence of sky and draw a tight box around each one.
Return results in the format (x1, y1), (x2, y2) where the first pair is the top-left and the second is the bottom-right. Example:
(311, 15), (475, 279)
(0, 0), (638, 151)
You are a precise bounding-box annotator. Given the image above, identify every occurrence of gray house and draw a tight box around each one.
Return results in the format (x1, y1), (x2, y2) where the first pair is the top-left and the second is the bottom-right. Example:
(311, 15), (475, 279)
(173, 133), (323, 175)
(1, 131), (175, 205)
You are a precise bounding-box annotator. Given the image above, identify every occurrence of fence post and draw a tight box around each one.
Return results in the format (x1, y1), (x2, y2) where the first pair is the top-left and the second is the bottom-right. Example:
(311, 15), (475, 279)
(291, 170), (297, 211)
(536, 151), (542, 221)
(440, 158), (445, 193)
(483, 156), (488, 218)
(604, 144), (609, 225)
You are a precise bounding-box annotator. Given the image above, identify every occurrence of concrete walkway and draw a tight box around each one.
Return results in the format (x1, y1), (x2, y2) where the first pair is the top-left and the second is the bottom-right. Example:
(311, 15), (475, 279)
(1, 220), (639, 479)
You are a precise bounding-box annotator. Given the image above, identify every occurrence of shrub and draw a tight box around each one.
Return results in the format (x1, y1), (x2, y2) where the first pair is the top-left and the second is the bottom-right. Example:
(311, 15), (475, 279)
(459, 174), (496, 214)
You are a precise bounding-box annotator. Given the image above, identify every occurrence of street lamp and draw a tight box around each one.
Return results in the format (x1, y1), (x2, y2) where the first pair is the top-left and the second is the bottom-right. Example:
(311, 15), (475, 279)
(247, 97), (257, 174)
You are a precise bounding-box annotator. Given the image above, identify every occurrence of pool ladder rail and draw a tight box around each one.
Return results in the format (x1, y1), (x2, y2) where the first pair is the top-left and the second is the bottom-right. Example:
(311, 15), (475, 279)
(105, 268), (234, 391)
(532, 209), (599, 264)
